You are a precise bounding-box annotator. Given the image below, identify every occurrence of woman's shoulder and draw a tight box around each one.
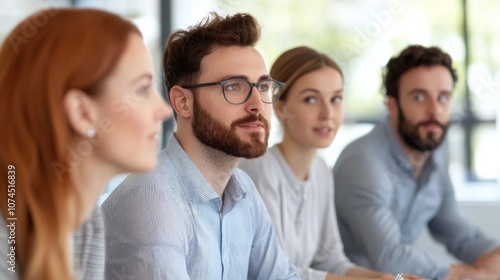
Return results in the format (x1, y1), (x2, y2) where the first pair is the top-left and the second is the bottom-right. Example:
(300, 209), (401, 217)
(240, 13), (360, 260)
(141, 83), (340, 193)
(239, 147), (282, 175)
(310, 154), (332, 178)
(74, 206), (105, 279)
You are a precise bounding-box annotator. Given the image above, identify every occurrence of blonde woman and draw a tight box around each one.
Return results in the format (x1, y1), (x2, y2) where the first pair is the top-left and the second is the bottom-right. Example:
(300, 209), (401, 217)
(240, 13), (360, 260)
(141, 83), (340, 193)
(240, 46), (421, 280)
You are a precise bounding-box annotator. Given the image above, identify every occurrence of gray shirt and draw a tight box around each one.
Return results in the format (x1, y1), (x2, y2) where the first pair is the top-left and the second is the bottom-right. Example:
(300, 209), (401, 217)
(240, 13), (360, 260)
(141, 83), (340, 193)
(240, 146), (355, 280)
(0, 206), (105, 279)
(102, 135), (299, 280)
(333, 117), (498, 279)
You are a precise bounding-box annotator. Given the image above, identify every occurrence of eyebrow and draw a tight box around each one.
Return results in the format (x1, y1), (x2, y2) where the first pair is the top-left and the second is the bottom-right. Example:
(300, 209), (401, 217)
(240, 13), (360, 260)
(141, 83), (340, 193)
(299, 88), (344, 95)
(130, 73), (153, 85)
(408, 88), (453, 95)
(408, 88), (428, 95)
(219, 74), (272, 82)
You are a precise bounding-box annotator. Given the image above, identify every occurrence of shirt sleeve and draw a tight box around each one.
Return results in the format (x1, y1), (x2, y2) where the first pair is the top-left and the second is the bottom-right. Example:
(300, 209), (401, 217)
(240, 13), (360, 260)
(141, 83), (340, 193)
(237, 170), (300, 280)
(296, 267), (328, 280)
(334, 155), (450, 279)
(427, 174), (498, 263)
(102, 183), (191, 280)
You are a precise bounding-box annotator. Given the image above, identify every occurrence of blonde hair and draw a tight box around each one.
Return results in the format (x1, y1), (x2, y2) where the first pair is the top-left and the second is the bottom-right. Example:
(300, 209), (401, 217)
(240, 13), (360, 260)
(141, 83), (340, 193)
(270, 46), (343, 101)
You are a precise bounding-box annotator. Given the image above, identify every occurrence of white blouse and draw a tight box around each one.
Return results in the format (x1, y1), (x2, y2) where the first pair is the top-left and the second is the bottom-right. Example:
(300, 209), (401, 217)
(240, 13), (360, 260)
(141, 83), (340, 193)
(239, 146), (355, 280)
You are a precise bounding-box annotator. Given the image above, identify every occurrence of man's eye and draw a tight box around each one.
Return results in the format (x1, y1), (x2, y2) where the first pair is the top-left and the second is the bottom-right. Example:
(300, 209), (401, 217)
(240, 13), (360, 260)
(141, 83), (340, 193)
(225, 83), (242, 92)
(438, 95), (449, 103)
(257, 83), (270, 92)
(415, 95), (425, 102)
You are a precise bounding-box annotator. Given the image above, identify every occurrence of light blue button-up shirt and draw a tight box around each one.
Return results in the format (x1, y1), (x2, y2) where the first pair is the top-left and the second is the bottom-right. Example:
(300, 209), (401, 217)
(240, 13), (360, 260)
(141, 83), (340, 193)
(334, 118), (498, 279)
(102, 135), (299, 280)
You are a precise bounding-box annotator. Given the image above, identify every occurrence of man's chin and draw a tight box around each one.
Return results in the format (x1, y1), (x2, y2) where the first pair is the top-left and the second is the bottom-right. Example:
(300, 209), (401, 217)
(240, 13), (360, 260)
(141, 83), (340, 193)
(419, 128), (442, 137)
(420, 132), (443, 144)
(237, 132), (267, 146)
(241, 151), (266, 159)
(419, 138), (444, 151)
(239, 141), (267, 159)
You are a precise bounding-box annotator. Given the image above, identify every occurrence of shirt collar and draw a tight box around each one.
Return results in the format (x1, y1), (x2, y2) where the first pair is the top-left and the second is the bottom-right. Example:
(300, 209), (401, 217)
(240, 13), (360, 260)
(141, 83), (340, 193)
(222, 174), (248, 213)
(165, 134), (247, 205)
(381, 117), (439, 178)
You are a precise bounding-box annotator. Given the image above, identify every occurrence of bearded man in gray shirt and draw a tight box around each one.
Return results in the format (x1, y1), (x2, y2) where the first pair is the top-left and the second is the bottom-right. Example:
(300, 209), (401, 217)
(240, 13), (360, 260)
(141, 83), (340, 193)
(334, 45), (500, 280)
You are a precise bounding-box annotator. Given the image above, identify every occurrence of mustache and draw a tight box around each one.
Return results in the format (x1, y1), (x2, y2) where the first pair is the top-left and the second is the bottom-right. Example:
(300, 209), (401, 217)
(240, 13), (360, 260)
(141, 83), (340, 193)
(416, 120), (445, 130)
(231, 114), (269, 129)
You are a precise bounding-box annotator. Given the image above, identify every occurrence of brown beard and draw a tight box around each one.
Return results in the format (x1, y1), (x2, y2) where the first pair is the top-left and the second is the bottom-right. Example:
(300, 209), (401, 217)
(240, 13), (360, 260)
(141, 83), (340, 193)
(192, 96), (270, 158)
(397, 101), (449, 152)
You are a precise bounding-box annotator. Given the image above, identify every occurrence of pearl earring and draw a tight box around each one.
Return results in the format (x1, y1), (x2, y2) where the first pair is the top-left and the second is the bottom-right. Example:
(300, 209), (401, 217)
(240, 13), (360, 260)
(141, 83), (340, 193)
(86, 129), (96, 138)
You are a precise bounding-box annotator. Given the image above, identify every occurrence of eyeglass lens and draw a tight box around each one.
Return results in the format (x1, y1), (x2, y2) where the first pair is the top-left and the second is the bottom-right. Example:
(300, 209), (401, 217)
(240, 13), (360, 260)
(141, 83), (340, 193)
(222, 79), (281, 104)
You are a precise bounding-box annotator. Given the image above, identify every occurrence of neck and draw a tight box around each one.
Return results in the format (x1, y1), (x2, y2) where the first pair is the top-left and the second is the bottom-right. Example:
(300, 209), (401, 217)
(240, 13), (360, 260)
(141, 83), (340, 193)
(175, 133), (238, 198)
(390, 118), (431, 179)
(68, 234), (75, 275)
(277, 137), (317, 181)
(69, 152), (115, 228)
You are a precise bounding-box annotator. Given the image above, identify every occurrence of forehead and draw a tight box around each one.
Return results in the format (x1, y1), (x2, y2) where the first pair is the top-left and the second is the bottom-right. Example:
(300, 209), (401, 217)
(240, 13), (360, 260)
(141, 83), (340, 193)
(104, 34), (153, 85)
(199, 45), (268, 81)
(398, 65), (454, 94)
(294, 67), (343, 88)
(118, 34), (152, 72)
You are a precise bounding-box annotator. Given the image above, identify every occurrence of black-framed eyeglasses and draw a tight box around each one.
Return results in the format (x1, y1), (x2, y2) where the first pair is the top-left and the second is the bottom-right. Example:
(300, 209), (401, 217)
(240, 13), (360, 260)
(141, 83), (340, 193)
(181, 78), (285, 105)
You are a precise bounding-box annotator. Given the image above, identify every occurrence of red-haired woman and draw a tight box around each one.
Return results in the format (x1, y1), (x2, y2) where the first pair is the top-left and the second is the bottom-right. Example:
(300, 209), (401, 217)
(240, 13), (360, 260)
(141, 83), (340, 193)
(0, 8), (171, 279)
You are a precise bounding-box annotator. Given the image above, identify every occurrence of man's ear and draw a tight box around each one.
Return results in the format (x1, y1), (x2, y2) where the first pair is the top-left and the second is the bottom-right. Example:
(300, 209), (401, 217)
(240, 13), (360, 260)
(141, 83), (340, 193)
(386, 96), (399, 120)
(170, 85), (193, 119)
(63, 89), (100, 137)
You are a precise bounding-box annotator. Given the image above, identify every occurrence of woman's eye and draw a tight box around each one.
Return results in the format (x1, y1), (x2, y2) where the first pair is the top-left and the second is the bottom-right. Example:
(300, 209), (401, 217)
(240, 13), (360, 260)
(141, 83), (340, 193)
(136, 82), (153, 96)
(332, 96), (343, 103)
(304, 96), (317, 104)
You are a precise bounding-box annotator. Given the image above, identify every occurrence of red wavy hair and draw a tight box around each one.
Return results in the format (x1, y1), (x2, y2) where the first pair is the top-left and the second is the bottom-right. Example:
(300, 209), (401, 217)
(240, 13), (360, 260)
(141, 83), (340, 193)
(0, 8), (140, 279)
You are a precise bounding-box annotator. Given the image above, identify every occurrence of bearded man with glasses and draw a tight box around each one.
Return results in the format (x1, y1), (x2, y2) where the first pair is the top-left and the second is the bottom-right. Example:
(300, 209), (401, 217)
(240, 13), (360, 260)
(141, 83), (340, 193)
(102, 12), (299, 280)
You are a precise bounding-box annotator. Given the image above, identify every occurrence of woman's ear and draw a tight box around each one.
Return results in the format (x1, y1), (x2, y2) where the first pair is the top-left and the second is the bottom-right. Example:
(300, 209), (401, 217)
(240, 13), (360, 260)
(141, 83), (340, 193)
(273, 99), (286, 123)
(63, 89), (99, 137)
(170, 85), (193, 119)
